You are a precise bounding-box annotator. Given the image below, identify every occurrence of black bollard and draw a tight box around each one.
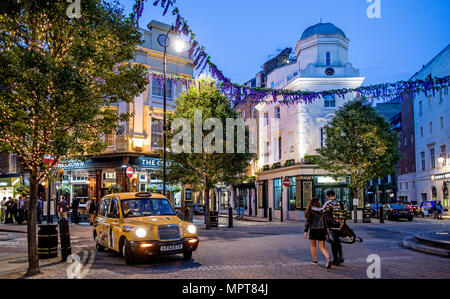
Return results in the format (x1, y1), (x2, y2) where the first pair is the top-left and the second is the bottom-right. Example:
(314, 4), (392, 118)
(269, 207), (273, 222)
(228, 207), (233, 228)
(58, 217), (72, 262)
(379, 206), (384, 224)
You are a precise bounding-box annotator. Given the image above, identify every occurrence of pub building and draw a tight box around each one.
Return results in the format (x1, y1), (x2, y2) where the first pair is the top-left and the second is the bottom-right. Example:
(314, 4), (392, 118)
(48, 19), (194, 220)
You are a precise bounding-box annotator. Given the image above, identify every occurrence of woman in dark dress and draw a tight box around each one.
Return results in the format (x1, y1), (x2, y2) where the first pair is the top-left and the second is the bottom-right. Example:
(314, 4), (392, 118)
(304, 197), (332, 269)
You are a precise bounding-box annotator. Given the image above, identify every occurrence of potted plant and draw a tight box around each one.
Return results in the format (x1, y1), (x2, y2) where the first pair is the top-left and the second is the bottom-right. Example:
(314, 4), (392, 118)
(108, 184), (123, 194)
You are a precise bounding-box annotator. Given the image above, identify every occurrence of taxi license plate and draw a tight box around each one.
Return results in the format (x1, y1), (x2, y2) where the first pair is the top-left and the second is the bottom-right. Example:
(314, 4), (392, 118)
(160, 244), (183, 252)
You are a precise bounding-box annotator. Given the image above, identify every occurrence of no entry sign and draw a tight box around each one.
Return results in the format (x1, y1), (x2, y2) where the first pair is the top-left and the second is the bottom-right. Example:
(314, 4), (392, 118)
(126, 166), (134, 178)
(283, 178), (290, 187)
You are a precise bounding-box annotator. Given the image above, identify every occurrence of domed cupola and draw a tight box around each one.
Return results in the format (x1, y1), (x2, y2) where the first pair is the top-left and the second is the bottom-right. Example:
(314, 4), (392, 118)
(300, 22), (346, 41)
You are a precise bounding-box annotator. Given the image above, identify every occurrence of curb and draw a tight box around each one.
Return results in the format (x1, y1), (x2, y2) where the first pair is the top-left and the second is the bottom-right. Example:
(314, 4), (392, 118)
(402, 237), (450, 258)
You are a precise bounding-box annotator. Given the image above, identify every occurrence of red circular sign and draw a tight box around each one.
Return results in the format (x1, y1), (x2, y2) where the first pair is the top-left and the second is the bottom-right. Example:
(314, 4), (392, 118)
(283, 178), (290, 187)
(126, 166), (134, 178)
(43, 155), (55, 166)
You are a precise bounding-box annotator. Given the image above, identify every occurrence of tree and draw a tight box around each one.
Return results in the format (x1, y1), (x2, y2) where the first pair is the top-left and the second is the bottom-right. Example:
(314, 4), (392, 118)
(0, 0), (148, 276)
(316, 100), (400, 203)
(165, 79), (254, 229)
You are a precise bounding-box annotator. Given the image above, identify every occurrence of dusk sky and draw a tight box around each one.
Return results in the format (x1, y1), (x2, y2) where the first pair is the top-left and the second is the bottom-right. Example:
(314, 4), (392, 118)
(119, 0), (450, 86)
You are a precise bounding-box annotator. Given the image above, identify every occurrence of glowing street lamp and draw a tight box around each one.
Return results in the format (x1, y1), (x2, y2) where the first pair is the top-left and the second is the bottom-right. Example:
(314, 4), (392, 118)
(158, 26), (186, 196)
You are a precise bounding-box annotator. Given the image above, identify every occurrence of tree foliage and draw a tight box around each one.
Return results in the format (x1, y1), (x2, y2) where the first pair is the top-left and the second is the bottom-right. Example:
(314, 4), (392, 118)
(0, 0), (148, 275)
(165, 79), (254, 228)
(316, 100), (400, 197)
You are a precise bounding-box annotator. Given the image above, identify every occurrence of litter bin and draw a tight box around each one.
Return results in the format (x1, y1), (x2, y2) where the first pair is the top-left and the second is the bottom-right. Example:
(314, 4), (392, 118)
(363, 208), (372, 223)
(38, 224), (58, 259)
(210, 211), (219, 228)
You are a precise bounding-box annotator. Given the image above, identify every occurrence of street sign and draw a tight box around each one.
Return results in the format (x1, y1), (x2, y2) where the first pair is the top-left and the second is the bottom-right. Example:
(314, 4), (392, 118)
(126, 166), (134, 178)
(43, 155), (55, 166)
(283, 178), (290, 187)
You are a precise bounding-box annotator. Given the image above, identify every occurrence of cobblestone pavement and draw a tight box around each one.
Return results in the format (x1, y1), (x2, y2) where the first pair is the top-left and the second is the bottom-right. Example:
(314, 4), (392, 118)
(0, 216), (449, 279)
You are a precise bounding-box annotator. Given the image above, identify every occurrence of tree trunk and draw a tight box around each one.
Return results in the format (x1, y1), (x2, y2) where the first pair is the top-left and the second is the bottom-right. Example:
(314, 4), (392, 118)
(204, 188), (210, 230)
(26, 172), (41, 276)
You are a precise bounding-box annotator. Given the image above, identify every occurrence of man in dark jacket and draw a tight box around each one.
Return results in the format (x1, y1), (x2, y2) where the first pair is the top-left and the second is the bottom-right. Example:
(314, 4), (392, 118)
(312, 190), (349, 266)
(71, 195), (80, 224)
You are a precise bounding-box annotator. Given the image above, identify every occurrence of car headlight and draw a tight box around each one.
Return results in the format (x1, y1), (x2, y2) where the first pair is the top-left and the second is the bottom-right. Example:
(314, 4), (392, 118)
(135, 227), (147, 238)
(187, 224), (197, 234)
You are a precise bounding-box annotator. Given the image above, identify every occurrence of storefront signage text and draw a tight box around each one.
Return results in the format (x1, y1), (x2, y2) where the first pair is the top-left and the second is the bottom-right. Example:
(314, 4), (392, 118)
(431, 172), (450, 181)
(138, 157), (171, 168)
(57, 160), (86, 169)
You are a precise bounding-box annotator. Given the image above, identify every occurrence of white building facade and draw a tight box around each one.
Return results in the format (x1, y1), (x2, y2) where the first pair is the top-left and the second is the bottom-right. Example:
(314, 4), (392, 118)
(398, 44), (450, 209)
(254, 23), (365, 221)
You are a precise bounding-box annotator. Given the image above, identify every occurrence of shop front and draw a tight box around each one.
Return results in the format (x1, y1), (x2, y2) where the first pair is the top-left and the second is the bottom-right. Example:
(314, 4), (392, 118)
(0, 176), (22, 199)
(256, 165), (353, 222)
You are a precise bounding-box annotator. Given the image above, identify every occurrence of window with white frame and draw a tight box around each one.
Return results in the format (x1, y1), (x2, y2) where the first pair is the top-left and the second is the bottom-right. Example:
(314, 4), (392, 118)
(326, 52), (331, 66)
(9, 153), (17, 173)
(324, 95), (335, 107)
(264, 141), (269, 164)
(264, 112), (269, 126)
(274, 106), (280, 119)
(105, 132), (115, 148)
(151, 118), (164, 149)
(152, 77), (172, 99)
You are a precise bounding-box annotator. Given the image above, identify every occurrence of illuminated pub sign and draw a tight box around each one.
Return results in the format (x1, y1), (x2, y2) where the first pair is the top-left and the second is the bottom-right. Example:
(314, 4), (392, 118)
(431, 172), (450, 181)
(137, 157), (171, 168)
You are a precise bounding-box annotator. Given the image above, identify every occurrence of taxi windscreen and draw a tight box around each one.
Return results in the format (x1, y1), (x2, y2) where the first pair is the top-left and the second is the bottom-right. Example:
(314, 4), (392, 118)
(121, 198), (175, 217)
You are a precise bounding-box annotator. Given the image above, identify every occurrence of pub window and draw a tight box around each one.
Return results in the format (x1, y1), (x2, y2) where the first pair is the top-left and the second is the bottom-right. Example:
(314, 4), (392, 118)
(278, 137), (282, 160)
(274, 106), (281, 119)
(287, 177), (296, 211)
(273, 179), (282, 210)
(264, 112), (269, 126)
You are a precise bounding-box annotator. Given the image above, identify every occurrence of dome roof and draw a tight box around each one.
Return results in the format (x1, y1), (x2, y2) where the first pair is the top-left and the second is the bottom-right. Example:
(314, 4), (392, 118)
(301, 23), (346, 40)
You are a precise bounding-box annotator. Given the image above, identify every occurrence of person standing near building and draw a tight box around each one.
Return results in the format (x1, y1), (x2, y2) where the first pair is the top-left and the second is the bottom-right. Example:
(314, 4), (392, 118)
(23, 195), (30, 224)
(59, 196), (68, 219)
(86, 198), (97, 225)
(5, 197), (13, 223)
(37, 197), (43, 224)
(1, 197), (6, 223)
(11, 197), (18, 224)
(17, 196), (24, 225)
(71, 195), (80, 224)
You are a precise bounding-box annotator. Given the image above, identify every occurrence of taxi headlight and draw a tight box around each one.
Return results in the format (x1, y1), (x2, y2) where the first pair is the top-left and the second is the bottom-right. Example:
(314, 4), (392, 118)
(187, 224), (197, 234)
(135, 228), (147, 238)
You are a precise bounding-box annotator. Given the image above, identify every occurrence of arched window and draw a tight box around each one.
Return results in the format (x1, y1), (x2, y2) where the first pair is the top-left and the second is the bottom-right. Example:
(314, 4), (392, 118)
(432, 187), (438, 201)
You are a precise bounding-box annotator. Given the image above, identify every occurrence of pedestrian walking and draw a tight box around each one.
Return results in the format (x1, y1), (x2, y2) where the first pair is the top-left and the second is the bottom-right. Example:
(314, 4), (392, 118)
(59, 196), (68, 219)
(312, 190), (349, 266)
(71, 195), (80, 224)
(304, 197), (332, 269)
(1, 197), (6, 223)
(433, 201), (444, 220)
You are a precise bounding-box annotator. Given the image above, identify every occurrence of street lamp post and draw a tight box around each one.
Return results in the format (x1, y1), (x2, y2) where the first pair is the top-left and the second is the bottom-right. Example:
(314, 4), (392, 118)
(159, 26), (185, 197)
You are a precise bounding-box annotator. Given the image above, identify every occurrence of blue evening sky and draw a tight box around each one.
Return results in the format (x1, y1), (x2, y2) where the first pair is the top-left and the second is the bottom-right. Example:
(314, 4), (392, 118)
(117, 0), (450, 86)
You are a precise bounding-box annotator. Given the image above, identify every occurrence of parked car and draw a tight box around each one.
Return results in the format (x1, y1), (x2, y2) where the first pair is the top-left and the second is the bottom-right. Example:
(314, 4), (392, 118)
(193, 204), (204, 215)
(365, 203), (384, 218)
(383, 204), (413, 221)
(93, 192), (199, 265)
(419, 201), (437, 218)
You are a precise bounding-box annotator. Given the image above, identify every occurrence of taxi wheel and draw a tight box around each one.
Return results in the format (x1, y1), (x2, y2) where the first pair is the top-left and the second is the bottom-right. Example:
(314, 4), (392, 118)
(183, 251), (192, 260)
(122, 239), (135, 265)
(95, 235), (105, 252)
